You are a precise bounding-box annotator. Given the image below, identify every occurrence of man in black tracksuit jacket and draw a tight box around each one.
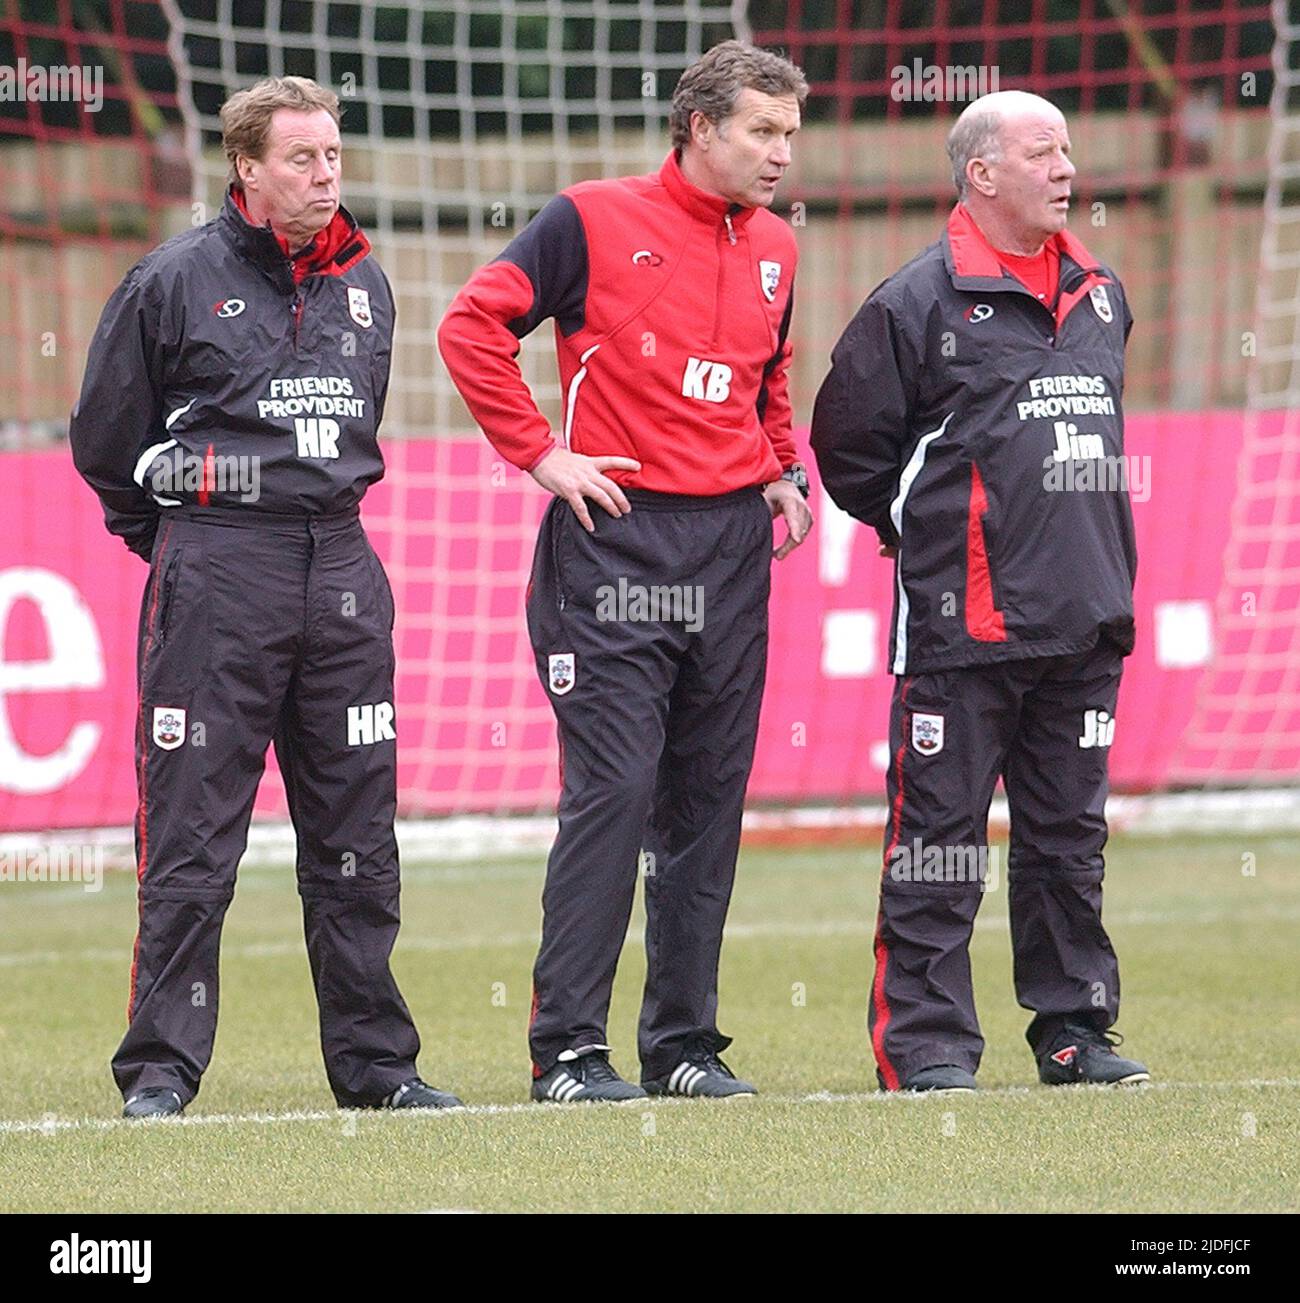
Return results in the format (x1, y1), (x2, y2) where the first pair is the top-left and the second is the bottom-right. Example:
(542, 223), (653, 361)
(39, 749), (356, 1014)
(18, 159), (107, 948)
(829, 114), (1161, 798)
(70, 77), (460, 1117)
(812, 91), (1150, 1092)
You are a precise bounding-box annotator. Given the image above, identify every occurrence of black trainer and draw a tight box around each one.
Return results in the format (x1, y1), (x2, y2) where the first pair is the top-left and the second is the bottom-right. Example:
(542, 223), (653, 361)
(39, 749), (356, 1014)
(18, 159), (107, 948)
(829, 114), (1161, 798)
(901, 1064), (978, 1093)
(643, 1049), (756, 1099)
(122, 1087), (184, 1119)
(1038, 1023), (1150, 1086)
(532, 1045), (647, 1103)
(374, 1078), (465, 1110)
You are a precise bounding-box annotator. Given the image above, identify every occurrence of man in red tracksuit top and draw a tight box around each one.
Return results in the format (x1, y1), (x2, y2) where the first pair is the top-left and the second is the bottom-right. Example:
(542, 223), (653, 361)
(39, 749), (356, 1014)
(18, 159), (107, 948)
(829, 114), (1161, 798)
(812, 91), (1149, 1094)
(439, 41), (813, 1102)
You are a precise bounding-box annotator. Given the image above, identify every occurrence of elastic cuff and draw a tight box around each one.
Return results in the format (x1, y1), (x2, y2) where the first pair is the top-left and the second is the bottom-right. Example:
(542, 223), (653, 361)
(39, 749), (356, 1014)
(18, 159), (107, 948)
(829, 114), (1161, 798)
(524, 442), (558, 473)
(890, 1043), (982, 1086)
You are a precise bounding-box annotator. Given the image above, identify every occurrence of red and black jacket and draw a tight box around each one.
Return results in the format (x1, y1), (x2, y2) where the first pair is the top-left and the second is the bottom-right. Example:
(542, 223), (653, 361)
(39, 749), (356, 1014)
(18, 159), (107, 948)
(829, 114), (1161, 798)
(71, 188), (393, 559)
(811, 203), (1137, 674)
(437, 151), (799, 494)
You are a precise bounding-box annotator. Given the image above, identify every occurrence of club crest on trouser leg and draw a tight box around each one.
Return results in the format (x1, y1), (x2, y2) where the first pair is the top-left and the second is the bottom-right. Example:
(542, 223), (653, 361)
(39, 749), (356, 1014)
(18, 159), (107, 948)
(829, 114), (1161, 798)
(152, 706), (186, 750)
(548, 653), (575, 696)
(911, 712), (944, 755)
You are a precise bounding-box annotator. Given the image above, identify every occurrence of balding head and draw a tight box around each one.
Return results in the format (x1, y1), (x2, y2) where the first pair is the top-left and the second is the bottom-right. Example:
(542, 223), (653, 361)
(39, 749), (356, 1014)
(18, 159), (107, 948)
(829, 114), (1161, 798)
(947, 91), (1067, 199)
(945, 90), (1075, 253)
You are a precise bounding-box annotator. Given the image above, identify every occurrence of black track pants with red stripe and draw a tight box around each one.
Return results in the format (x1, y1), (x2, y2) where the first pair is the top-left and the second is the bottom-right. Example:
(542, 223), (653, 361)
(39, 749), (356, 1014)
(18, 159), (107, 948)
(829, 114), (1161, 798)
(111, 508), (421, 1108)
(870, 639), (1125, 1089)
(525, 488), (772, 1081)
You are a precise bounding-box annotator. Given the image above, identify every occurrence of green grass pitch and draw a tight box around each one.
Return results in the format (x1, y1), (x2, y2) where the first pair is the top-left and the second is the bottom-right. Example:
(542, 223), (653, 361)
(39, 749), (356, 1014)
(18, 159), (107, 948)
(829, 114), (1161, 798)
(1, 832), (1295, 1213)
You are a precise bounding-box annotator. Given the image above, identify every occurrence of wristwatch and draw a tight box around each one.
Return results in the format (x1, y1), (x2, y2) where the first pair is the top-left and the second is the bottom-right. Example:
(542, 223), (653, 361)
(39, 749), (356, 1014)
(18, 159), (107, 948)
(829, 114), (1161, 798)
(780, 463), (810, 500)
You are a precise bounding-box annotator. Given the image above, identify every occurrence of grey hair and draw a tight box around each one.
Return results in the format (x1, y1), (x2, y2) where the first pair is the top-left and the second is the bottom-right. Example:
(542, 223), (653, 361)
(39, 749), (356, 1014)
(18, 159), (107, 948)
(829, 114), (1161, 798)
(670, 40), (807, 153)
(946, 104), (1004, 199)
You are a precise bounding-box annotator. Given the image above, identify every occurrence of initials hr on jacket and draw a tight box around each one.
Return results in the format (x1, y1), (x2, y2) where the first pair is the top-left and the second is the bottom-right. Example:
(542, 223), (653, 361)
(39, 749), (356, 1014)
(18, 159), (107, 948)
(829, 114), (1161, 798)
(70, 188), (395, 550)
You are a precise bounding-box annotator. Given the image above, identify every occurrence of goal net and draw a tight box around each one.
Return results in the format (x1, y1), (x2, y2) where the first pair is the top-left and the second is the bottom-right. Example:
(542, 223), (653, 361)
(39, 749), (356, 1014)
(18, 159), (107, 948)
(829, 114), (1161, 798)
(0, 0), (1296, 831)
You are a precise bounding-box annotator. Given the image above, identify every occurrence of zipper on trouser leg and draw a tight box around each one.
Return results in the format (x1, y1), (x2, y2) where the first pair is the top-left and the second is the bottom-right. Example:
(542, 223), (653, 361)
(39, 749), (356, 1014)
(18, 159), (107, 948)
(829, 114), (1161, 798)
(549, 503), (567, 611)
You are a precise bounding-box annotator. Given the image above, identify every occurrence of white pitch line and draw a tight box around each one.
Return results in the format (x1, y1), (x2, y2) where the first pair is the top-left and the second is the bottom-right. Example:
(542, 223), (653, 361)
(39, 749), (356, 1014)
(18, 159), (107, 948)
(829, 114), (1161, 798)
(3, 902), (1298, 969)
(2, 1078), (1298, 1137)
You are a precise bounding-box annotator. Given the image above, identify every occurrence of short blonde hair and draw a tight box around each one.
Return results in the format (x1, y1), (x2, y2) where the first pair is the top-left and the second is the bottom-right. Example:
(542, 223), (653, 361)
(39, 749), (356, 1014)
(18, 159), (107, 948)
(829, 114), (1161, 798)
(220, 76), (341, 184)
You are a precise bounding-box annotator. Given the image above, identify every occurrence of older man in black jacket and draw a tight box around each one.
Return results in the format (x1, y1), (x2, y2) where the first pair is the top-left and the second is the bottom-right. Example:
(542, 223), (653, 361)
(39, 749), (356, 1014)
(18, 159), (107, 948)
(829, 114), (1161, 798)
(71, 76), (460, 1118)
(812, 90), (1149, 1094)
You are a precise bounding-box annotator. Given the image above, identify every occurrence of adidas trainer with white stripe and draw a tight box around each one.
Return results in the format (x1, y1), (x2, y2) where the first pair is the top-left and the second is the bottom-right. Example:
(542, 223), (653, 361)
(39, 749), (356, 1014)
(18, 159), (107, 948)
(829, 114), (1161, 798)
(376, 1078), (465, 1109)
(644, 1049), (756, 1099)
(531, 1045), (647, 1103)
(122, 1086), (185, 1119)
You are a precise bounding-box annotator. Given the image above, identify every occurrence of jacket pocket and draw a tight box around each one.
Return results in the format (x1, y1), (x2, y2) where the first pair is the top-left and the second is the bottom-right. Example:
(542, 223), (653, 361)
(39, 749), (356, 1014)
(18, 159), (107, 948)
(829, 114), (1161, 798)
(549, 500), (569, 612)
(151, 545), (184, 648)
(140, 539), (210, 700)
(365, 539), (396, 632)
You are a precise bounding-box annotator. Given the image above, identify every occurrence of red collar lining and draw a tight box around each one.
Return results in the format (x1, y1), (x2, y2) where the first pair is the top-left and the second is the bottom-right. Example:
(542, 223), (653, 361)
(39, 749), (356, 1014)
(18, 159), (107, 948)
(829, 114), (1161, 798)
(659, 151), (758, 230)
(947, 203), (1099, 280)
(229, 186), (370, 281)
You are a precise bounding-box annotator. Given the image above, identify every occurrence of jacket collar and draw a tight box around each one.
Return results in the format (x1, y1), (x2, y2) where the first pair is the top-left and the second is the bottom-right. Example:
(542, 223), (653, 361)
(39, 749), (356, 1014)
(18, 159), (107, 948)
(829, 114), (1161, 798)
(943, 202), (1100, 290)
(218, 186), (371, 288)
(659, 151), (758, 230)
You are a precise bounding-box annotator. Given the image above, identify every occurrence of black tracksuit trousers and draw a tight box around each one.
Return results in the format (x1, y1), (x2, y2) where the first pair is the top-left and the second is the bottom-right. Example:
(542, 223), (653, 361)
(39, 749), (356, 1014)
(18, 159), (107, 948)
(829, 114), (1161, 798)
(870, 638), (1126, 1088)
(111, 507), (421, 1108)
(525, 487), (772, 1081)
